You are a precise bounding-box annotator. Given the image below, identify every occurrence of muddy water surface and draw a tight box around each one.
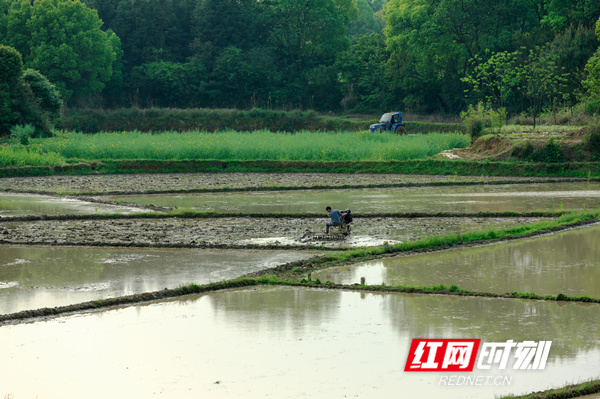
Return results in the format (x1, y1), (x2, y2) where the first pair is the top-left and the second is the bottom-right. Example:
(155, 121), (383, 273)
(0, 193), (148, 216)
(1, 286), (598, 398)
(0, 246), (318, 314)
(103, 182), (600, 213)
(315, 223), (600, 297)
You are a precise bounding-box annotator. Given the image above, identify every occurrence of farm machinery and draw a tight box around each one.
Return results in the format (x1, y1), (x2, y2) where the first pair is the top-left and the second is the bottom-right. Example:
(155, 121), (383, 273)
(369, 112), (406, 134)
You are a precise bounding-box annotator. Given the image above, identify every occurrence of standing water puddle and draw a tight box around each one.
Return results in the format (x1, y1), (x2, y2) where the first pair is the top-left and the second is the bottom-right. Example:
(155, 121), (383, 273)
(0, 193), (148, 216)
(315, 223), (600, 298)
(102, 182), (600, 213)
(1, 286), (598, 398)
(0, 246), (318, 314)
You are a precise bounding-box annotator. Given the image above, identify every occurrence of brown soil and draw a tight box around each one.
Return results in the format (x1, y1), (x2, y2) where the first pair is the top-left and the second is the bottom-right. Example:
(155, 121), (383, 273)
(0, 172), (569, 195)
(441, 129), (592, 162)
(0, 216), (543, 249)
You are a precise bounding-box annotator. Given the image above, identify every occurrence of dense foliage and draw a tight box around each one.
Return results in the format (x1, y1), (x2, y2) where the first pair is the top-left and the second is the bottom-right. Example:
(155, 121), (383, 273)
(0, 44), (62, 136)
(0, 0), (117, 103)
(1, 0), (599, 117)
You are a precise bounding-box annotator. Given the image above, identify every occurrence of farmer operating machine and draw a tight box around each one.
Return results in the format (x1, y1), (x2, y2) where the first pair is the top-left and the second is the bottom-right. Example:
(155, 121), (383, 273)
(370, 112), (406, 134)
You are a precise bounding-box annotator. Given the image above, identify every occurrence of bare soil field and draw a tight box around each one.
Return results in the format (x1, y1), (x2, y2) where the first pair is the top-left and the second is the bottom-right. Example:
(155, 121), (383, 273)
(0, 216), (542, 249)
(1, 172), (573, 195)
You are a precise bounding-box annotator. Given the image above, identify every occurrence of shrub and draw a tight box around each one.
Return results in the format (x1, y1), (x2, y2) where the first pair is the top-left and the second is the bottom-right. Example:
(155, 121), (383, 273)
(584, 122), (600, 158)
(510, 141), (534, 159)
(10, 124), (35, 145)
(460, 102), (506, 142)
(585, 97), (600, 115)
(531, 137), (564, 163)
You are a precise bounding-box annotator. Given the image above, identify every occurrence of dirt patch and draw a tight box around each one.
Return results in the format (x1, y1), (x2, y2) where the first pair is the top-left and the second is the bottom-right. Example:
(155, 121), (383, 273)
(442, 129), (594, 162)
(0, 216), (544, 249)
(0, 172), (573, 195)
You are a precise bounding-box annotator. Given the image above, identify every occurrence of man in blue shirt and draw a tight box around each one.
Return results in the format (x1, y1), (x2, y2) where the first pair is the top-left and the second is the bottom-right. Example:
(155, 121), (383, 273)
(325, 206), (344, 234)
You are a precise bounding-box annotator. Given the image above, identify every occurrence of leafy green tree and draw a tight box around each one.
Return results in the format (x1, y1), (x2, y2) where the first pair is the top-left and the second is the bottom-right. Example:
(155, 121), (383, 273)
(543, 0), (600, 33)
(544, 25), (598, 105)
(583, 17), (600, 98)
(583, 52), (600, 98)
(131, 61), (207, 107)
(2, 0), (117, 103)
(336, 33), (392, 111)
(102, 29), (125, 105)
(519, 46), (569, 127)
(385, 0), (459, 111)
(21, 69), (63, 116)
(192, 0), (260, 51)
(384, 0), (549, 113)
(462, 50), (522, 111)
(0, 44), (23, 134)
(348, 0), (381, 37)
(111, 0), (193, 67)
(264, 0), (357, 73)
(0, 45), (62, 136)
(0, 42), (22, 84)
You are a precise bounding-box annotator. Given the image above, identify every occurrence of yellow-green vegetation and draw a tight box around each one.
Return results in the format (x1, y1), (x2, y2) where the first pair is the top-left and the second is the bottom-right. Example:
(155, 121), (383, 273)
(0, 145), (66, 166)
(33, 130), (470, 162)
(497, 125), (583, 134)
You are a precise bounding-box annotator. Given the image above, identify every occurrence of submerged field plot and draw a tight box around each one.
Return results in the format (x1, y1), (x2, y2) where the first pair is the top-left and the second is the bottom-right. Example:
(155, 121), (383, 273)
(101, 181), (600, 214)
(1, 287), (599, 399)
(315, 222), (600, 297)
(0, 246), (319, 314)
(0, 172), (599, 398)
(0, 193), (148, 217)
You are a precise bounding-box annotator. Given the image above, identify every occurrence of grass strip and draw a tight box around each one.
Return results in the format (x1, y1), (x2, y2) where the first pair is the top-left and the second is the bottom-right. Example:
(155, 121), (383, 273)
(247, 276), (600, 304)
(3, 275), (599, 325)
(1, 159), (600, 178)
(499, 379), (600, 399)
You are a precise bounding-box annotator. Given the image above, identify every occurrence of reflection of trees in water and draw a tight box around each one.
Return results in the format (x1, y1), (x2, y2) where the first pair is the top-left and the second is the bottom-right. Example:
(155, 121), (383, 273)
(380, 292), (600, 360)
(207, 287), (343, 335)
(337, 225), (600, 297)
(199, 286), (600, 361)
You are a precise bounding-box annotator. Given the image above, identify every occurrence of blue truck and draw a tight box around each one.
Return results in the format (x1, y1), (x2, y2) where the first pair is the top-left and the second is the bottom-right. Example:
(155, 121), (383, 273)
(369, 112), (406, 134)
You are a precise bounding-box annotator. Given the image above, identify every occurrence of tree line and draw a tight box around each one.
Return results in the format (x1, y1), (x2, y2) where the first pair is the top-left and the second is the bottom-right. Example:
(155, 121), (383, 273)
(1, 0), (600, 124)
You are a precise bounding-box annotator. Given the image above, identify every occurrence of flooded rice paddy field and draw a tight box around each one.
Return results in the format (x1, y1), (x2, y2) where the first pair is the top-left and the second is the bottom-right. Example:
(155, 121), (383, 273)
(0, 246), (320, 314)
(315, 222), (600, 297)
(103, 181), (600, 213)
(1, 172), (599, 398)
(0, 193), (149, 217)
(2, 287), (600, 399)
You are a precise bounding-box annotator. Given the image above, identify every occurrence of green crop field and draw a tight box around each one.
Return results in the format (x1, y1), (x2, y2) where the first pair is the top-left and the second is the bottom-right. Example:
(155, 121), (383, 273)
(32, 129), (469, 162)
(0, 145), (66, 166)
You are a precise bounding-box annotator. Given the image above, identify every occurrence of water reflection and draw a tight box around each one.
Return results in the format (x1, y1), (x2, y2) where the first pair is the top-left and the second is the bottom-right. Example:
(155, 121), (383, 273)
(315, 224), (600, 298)
(0, 246), (317, 314)
(1, 287), (597, 399)
(0, 193), (146, 216)
(104, 182), (600, 213)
